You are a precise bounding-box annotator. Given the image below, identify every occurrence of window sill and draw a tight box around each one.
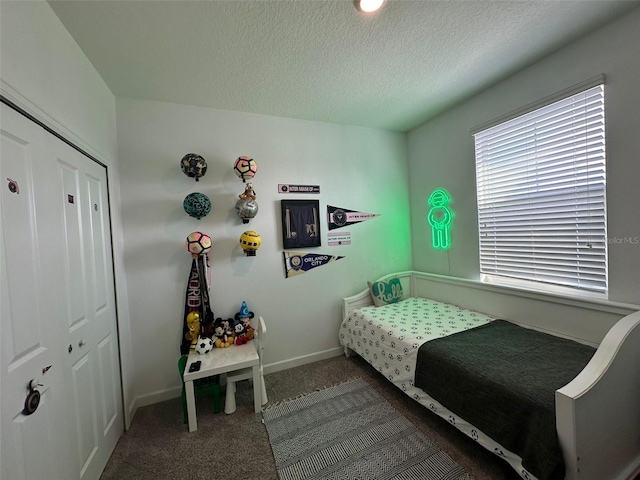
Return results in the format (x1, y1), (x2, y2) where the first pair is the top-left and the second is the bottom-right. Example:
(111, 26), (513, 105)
(411, 270), (639, 316)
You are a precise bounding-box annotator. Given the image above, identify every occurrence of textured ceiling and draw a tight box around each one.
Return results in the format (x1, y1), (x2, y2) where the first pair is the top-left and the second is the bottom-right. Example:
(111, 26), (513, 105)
(49, 0), (639, 132)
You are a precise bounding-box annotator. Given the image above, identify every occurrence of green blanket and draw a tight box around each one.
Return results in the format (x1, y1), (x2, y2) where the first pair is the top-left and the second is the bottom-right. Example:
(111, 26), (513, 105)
(415, 320), (595, 480)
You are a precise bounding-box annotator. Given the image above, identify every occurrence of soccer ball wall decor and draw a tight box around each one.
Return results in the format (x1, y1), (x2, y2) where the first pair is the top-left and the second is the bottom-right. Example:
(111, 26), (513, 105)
(195, 336), (214, 354)
(180, 153), (207, 182)
(186, 231), (212, 256)
(239, 230), (261, 256)
(233, 156), (257, 182)
(235, 183), (258, 223)
(183, 192), (211, 220)
(235, 197), (259, 223)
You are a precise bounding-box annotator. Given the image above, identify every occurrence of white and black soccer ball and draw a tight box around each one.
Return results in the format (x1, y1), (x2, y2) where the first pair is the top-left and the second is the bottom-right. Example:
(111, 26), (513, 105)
(233, 156), (257, 182)
(195, 336), (214, 355)
(185, 231), (212, 256)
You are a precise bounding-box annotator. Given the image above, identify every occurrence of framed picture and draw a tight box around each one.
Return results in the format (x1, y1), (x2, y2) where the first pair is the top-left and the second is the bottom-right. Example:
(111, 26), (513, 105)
(281, 199), (321, 249)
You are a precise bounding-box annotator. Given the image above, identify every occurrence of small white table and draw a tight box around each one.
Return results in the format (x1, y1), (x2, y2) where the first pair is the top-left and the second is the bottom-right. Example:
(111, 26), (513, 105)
(183, 341), (261, 432)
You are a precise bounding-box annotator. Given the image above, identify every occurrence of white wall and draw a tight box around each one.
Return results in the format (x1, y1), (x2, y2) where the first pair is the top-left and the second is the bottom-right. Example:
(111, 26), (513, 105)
(116, 98), (411, 404)
(0, 1), (135, 426)
(8, 1), (634, 414)
(407, 6), (640, 306)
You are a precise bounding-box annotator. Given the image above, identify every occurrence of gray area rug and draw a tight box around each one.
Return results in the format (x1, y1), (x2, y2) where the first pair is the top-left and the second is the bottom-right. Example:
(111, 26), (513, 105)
(263, 378), (474, 480)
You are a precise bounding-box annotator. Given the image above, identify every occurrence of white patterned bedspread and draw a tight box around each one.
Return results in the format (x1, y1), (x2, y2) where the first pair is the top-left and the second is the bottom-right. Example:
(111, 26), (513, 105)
(339, 297), (494, 389)
(339, 297), (540, 480)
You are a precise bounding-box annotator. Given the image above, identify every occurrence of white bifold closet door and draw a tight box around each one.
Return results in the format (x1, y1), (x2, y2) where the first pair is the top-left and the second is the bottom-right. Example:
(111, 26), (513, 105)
(1, 103), (123, 480)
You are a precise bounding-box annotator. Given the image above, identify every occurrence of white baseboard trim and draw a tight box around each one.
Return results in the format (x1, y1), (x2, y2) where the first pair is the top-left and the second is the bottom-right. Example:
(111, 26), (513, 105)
(134, 386), (182, 409)
(129, 348), (343, 415)
(263, 346), (344, 375)
(617, 455), (640, 480)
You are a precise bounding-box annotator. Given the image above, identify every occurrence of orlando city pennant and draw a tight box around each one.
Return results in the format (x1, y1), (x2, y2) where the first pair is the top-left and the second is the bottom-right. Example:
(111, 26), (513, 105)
(283, 252), (344, 278)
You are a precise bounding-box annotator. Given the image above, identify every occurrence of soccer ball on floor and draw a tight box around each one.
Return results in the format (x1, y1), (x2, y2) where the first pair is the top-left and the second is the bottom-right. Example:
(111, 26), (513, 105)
(233, 156), (257, 182)
(185, 231), (212, 256)
(195, 336), (214, 354)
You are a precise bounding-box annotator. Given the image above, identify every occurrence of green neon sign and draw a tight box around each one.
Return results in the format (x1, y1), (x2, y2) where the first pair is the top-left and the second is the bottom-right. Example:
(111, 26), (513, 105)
(427, 188), (453, 250)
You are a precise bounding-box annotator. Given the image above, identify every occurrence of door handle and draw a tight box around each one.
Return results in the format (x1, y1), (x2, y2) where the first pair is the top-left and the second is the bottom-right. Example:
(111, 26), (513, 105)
(23, 379), (42, 416)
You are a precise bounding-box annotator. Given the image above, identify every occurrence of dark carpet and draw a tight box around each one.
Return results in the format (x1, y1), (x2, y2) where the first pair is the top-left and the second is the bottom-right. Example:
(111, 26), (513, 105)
(100, 354), (521, 480)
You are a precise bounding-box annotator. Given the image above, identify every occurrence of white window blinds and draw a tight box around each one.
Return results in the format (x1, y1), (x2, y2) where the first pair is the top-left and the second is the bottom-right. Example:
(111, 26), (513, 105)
(474, 84), (607, 295)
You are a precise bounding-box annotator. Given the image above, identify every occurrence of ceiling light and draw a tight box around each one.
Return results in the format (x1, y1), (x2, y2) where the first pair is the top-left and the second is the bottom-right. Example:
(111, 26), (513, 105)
(355, 0), (385, 13)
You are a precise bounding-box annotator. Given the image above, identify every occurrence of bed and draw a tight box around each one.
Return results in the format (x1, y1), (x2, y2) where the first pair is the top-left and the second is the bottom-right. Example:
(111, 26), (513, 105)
(339, 271), (640, 480)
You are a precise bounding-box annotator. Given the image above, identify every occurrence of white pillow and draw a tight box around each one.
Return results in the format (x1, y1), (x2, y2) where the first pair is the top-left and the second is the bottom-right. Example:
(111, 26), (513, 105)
(368, 277), (403, 307)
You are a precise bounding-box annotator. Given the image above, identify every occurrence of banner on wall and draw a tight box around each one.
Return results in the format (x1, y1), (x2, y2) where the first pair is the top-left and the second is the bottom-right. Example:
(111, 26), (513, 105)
(327, 231), (351, 246)
(283, 251), (344, 278)
(180, 256), (211, 355)
(278, 184), (320, 194)
(327, 205), (380, 231)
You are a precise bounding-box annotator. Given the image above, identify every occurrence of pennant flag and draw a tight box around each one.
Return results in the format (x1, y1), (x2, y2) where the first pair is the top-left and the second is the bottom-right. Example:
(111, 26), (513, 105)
(283, 252), (344, 278)
(327, 205), (380, 231)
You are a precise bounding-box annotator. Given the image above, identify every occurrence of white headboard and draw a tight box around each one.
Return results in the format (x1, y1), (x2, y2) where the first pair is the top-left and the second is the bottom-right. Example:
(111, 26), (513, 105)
(343, 270), (638, 347)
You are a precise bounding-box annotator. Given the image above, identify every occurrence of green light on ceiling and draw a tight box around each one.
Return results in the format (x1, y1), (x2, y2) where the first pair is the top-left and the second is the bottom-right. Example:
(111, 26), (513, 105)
(427, 188), (453, 250)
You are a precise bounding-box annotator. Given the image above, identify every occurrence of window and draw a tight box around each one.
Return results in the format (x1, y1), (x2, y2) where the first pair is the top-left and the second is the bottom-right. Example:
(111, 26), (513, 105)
(474, 82), (607, 296)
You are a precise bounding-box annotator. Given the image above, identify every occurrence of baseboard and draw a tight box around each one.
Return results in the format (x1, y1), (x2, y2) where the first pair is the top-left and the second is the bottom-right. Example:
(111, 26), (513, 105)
(617, 455), (640, 480)
(263, 346), (344, 375)
(134, 386), (182, 408)
(129, 348), (343, 413)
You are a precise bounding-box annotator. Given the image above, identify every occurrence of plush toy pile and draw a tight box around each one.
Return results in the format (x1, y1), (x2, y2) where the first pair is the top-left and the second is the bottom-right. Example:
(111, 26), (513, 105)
(191, 301), (256, 354)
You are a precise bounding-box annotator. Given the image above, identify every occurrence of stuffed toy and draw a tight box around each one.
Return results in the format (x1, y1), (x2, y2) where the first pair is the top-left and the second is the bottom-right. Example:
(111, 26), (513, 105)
(234, 301), (255, 341)
(234, 319), (248, 345)
(220, 318), (235, 340)
(213, 317), (234, 348)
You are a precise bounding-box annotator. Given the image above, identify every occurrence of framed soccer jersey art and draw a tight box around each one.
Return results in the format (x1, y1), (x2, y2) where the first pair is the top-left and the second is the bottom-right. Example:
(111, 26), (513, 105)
(281, 199), (321, 249)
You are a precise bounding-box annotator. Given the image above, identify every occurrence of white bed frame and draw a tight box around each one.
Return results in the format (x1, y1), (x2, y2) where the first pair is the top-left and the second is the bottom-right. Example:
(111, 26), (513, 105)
(342, 271), (640, 480)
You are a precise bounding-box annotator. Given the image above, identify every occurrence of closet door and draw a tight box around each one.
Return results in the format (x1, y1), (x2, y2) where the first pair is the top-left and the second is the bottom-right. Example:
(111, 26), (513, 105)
(0, 103), (123, 480)
(1, 102), (69, 480)
(50, 131), (124, 480)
